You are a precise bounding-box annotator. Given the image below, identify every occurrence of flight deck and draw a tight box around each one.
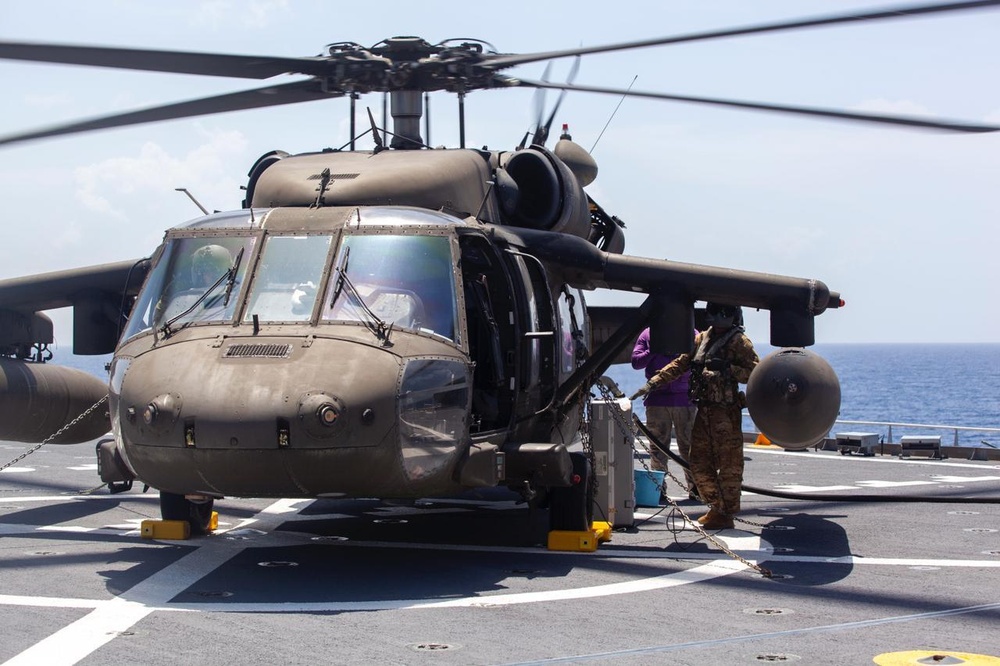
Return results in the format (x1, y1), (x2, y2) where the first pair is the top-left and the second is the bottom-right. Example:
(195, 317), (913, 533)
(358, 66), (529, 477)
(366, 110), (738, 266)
(2, 439), (999, 665)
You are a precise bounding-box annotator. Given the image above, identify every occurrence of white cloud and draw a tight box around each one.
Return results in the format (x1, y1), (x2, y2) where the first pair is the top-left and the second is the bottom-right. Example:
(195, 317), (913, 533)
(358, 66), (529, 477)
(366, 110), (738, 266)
(73, 128), (249, 219)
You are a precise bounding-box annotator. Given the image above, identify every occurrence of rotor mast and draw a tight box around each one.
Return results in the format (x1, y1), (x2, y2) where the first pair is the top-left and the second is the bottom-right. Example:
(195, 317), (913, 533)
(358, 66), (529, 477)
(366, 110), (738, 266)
(390, 90), (423, 149)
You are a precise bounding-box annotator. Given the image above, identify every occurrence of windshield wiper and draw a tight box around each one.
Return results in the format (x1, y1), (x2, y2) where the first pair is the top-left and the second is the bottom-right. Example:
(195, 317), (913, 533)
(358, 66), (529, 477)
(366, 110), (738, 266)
(223, 246), (245, 307)
(328, 245), (392, 345)
(159, 271), (229, 338)
(329, 246), (350, 311)
(337, 270), (393, 346)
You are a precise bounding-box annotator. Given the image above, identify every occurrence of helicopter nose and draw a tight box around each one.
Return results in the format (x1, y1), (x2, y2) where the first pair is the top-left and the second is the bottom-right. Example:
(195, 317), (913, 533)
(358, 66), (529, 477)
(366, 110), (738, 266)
(117, 336), (405, 495)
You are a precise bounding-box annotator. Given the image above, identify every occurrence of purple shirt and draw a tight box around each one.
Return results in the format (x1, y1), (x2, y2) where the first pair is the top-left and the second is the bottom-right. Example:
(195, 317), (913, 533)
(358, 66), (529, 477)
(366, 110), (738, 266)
(631, 328), (693, 407)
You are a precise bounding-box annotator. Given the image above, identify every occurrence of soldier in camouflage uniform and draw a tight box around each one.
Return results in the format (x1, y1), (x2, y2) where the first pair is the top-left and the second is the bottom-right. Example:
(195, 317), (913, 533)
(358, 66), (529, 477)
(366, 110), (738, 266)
(630, 303), (759, 530)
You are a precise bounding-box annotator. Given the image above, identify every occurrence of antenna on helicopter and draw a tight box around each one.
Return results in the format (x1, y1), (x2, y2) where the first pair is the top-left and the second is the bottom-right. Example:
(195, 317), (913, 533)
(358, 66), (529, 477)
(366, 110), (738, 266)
(175, 188), (209, 215)
(591, 75), (637, 154)
(367, 108), (386, 154)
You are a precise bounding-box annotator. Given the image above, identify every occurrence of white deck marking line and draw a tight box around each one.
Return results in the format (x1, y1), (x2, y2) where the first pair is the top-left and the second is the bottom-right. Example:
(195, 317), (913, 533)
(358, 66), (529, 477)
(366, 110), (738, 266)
(1, 498), (297, 666)
(855, 480), (937, 488)
(0, 495), (158, 503)
(0, 596), (106, 610)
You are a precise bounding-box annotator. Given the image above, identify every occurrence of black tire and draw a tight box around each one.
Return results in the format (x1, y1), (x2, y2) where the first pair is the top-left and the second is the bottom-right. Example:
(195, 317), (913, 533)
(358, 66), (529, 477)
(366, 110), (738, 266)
(159, 491), (215, 536)
(548, 452), (594, 532)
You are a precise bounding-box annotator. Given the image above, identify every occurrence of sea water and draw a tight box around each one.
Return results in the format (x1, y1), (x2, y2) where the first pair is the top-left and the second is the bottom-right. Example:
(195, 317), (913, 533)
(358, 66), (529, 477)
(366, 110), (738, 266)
(54, 343), (1000, 447)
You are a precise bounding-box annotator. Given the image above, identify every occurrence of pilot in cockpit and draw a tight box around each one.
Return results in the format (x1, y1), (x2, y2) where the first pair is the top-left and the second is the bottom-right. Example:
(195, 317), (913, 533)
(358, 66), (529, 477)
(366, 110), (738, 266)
(190, 244), (232, 288)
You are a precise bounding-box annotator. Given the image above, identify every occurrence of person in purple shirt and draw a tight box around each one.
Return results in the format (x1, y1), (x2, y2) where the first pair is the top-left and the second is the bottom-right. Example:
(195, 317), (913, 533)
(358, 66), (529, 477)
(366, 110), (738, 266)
(631, 327), (697, 498)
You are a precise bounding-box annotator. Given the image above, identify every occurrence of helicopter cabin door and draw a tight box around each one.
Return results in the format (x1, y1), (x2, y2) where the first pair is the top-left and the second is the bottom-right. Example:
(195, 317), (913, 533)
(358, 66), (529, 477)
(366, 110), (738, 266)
(459, 235), (519, 434)
(503, 248), (557, 419)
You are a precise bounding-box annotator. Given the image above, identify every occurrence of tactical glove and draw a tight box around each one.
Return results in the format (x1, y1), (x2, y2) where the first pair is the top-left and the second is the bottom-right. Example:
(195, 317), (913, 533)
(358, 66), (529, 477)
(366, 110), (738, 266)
(629, 381), (655, 401)
(706, 358), (729, 372)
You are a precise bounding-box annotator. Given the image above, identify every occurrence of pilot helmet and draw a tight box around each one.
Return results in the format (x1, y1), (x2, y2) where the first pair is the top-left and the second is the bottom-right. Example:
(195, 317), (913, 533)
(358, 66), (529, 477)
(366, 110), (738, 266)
(705, 302), (738, 330)
(191, 244), (231, 282)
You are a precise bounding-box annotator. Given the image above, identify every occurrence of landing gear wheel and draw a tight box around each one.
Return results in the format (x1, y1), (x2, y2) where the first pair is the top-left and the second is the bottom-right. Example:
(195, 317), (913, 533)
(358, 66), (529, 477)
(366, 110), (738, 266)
(159, 491), (215, 535)
(548, 452), (594, 532)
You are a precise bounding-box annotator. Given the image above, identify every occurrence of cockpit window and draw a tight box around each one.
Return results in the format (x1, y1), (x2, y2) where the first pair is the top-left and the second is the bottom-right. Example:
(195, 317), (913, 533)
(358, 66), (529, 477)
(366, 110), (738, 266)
(243, 234), (334, 322)
(322, 233), (458, 342)
(122, 235), (256, 339)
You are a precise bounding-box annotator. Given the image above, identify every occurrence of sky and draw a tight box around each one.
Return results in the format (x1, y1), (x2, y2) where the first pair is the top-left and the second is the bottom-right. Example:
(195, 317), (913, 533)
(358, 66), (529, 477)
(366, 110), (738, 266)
(1, 0), (998, 347)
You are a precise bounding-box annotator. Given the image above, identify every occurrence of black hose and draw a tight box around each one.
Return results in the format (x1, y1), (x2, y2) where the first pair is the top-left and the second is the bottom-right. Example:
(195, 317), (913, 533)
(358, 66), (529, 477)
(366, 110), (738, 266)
(632, 415), (1000, 505)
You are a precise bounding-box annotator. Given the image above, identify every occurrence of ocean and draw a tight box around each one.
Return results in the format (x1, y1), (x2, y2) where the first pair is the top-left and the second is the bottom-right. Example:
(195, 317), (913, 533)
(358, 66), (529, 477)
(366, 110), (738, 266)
(55, 343), (1000, 448)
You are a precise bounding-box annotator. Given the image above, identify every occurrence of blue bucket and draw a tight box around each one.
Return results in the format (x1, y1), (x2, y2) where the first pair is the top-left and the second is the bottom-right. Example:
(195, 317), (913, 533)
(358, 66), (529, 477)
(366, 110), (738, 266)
(634, 469), (665, 507)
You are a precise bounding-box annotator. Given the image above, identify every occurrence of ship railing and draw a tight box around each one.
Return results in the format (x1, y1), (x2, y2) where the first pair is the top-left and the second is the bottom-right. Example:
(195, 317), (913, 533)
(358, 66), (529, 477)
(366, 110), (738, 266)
(741, 413), (1000, 450)
(829, 419), (1000, 448)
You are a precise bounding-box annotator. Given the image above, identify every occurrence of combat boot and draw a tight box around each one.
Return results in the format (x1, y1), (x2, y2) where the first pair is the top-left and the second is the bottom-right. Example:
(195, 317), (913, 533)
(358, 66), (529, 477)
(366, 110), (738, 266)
(700, 510), (735, 530)
(696, 508), (717, 525)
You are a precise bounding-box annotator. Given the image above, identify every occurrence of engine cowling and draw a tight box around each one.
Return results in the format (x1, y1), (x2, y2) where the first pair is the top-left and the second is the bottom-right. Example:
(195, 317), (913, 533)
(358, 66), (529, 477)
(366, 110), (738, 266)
(497, 146), (591, 239)
(746, 347), (841, 450)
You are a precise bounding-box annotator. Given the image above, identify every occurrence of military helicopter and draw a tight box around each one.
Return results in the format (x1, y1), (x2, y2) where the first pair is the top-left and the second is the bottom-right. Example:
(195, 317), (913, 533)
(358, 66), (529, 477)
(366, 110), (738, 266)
(0, 1), (996, 535)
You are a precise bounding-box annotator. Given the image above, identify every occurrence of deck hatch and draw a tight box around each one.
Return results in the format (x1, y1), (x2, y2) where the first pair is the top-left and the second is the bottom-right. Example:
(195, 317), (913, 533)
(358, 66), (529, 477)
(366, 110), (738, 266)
(224, 343), (292, 359)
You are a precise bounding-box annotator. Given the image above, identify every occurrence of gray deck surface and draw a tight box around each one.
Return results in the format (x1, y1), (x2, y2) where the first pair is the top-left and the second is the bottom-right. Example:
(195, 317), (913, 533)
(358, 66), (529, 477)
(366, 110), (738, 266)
(2, 438), (998, 665)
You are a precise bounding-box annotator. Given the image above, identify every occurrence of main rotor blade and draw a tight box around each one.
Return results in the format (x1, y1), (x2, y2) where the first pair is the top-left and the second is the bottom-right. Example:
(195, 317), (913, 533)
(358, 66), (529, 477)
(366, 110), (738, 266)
(0, 80), (334, 147)
(0, 40), (331, 79)
(517, 79), (1000, 133)
(485, 0), (1000, 69)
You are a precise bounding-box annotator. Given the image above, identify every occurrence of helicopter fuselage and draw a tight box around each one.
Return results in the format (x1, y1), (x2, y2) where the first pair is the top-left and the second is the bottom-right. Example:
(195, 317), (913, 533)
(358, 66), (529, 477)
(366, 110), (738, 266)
(108, 203), (586, 500)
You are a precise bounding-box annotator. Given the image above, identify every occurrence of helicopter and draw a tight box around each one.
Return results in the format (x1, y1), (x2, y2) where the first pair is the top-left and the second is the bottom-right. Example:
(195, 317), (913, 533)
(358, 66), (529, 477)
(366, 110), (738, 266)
(0, 2), (997, 536)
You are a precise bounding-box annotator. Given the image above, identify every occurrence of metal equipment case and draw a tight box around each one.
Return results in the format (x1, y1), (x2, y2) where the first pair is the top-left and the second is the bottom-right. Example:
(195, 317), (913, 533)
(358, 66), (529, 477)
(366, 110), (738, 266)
(590, 399), (635, 528)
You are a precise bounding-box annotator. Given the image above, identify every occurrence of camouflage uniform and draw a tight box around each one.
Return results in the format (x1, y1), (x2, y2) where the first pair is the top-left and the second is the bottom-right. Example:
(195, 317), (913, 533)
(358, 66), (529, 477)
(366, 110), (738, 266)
(644, 327), (758, 515)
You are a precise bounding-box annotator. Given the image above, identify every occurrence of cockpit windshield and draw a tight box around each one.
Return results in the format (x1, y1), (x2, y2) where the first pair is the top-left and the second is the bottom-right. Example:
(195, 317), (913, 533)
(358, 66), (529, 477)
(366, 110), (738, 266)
(322, 233), (458, 342)
(242, 234), (334, 322)
(123, 235), (256, 339)
(121, 220), (459, 344)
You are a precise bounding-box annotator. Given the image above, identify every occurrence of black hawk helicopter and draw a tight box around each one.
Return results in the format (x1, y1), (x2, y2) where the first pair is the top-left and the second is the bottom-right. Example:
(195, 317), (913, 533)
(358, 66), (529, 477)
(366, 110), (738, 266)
(0, 1), (996, 534)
